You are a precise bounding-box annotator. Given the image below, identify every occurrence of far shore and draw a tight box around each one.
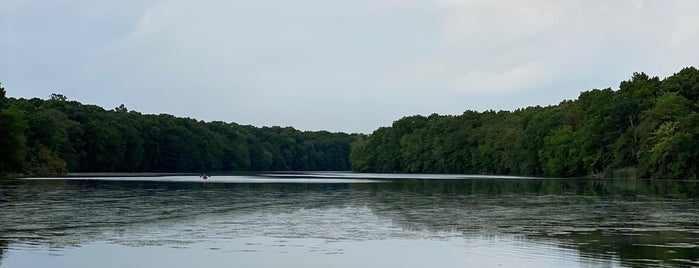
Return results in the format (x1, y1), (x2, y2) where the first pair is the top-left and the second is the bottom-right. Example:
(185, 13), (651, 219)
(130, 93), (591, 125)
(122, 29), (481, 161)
(67, 172), (201, 177)
(66, 171), (274, 178)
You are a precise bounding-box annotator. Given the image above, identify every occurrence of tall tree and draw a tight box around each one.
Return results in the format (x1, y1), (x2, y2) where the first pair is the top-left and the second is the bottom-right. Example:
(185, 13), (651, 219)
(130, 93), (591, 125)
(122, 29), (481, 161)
(0, 84), (28, 176)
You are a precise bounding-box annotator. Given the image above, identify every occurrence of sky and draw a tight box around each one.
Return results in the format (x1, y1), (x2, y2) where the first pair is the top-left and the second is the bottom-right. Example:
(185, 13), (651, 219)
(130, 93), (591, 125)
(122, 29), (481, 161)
(1, 0), (698, 134)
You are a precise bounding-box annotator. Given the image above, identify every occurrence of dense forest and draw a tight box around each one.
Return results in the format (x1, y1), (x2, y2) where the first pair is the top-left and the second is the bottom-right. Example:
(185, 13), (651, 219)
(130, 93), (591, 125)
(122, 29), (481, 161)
(0, 87), (359, 177)
(351, 67), (699, 179)
(2, 67), (698, 179)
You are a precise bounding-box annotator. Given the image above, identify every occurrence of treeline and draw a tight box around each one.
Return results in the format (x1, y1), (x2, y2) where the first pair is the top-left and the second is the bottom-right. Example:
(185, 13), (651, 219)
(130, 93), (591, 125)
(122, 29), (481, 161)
(351, 67), (699, 179)
(0, 88), (359, 176)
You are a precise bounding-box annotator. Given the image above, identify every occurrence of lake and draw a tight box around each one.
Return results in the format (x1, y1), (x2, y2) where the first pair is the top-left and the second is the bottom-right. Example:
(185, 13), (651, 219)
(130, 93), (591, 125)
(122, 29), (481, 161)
(1, 173), (698, 267)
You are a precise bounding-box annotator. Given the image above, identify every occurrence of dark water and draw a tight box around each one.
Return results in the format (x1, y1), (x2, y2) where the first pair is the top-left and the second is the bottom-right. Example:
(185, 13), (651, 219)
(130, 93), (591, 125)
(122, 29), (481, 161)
(1, 173), (698, 267)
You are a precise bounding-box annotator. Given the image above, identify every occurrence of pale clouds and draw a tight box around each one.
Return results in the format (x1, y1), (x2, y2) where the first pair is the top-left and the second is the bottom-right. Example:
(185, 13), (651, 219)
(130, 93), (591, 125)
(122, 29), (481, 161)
(1, 0), (698, 133)
(381, 0), (699, 93)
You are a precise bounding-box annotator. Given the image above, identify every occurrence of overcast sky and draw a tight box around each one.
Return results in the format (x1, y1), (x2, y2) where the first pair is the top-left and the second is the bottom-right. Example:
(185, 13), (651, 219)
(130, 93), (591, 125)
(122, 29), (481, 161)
(1, 0), (698, 133)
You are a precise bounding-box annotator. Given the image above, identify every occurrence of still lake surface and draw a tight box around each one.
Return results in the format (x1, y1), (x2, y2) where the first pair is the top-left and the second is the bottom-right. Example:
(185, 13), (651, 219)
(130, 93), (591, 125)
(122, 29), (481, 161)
(1, 173), (698, 267)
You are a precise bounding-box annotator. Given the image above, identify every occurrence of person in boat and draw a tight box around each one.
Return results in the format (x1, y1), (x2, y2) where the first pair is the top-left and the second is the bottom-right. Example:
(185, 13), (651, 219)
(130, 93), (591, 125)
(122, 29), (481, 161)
(201, 173), (209, 180)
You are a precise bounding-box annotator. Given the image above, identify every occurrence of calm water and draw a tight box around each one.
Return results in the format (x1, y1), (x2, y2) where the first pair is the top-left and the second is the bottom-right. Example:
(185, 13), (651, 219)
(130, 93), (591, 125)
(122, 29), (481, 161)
(1, 173), (698, 267)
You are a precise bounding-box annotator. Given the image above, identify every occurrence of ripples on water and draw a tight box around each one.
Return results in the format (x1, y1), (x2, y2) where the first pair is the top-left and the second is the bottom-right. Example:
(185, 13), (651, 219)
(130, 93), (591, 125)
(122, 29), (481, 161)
(1, 173), (698, 267)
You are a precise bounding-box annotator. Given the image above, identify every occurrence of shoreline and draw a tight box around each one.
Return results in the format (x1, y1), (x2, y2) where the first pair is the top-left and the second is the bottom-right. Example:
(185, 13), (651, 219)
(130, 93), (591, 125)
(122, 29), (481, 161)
(67, 172), (199, 178)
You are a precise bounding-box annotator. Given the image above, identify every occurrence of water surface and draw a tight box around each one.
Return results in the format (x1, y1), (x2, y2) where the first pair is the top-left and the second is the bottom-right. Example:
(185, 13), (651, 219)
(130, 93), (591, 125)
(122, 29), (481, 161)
(1, 174), (698, 267)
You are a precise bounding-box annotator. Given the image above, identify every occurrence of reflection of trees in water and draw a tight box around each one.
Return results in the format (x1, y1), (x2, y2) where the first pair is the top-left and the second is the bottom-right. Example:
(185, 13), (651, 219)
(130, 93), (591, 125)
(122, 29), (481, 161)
(350, 179), (699, 267)
(0, 180), (358, 249)
(0, 239), (6, 267)
(0, 180), (15, 266)
(353, 179), (699, 232)
(1, 178), (697, 266)
(554, 230), (699, 267)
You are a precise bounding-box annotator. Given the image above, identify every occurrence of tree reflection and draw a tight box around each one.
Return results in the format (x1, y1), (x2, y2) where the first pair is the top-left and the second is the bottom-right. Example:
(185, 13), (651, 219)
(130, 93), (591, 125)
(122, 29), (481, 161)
(0, 177), (697, 267)
(350, 179), (699, 267)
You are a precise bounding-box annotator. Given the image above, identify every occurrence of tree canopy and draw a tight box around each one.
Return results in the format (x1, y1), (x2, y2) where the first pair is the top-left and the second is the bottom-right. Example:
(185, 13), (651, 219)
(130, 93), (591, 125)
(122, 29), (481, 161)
(2, 67), (698, 179)
(351, 67), (699, 179)
(0, 90), (359, 176)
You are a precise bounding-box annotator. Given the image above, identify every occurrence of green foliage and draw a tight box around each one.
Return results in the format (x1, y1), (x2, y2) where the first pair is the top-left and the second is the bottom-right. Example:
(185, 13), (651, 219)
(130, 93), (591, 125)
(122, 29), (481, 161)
(0, 84), (29, 176)
(3, 66), (698, 179)
(0, 106), (28, 175)
(0, 84), (6, 109)
(351, 67), (699, 179)
(0, 85), (359, 174)
(539, 126), (583, 177)
(28, 146), (68, 176)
